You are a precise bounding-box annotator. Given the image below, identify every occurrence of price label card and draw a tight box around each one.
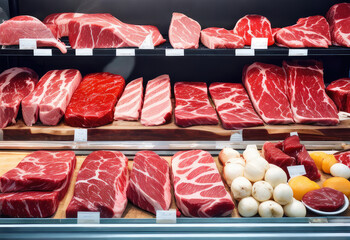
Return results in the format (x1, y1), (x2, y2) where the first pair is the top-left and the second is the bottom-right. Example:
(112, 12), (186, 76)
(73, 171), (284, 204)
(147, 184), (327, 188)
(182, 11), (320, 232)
(19, 39), (37, 49)
(230, 130), (243, 142)
(290, 132), (299, 136)
(287, 165), (306, 179)
(288, 49), (308, 56)
(77, 212), (100, 224)
(216, 142), (232, 149)
(165, 49), (184, 56)
(33, 49), (52, 56)
(235, 49), (255, 56)
(139, 34), (154, 49)
(74, 129), (87, 142)
(251, 38), (268, 49)
(75, 48), (93, 56)
(116, 49), (135, 56)
(156, 210), (176, 224)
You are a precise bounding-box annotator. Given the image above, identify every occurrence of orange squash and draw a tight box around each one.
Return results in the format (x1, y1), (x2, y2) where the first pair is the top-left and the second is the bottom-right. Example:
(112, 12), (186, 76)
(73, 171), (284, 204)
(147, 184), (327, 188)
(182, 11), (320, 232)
(288, 175), (320, 201)
(323, 177), (350, 197)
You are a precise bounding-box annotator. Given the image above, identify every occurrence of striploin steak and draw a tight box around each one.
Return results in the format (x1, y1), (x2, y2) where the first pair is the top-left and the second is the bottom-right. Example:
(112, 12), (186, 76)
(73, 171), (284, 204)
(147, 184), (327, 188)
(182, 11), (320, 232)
(326, 3), (350, 48)
(326, 78), (350, 112)
(200, 28), (244, 49)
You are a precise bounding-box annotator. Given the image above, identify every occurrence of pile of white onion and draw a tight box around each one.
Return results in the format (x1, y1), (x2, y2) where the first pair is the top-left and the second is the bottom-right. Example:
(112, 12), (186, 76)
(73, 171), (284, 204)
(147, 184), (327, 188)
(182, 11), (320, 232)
(220, 145), (306, 218)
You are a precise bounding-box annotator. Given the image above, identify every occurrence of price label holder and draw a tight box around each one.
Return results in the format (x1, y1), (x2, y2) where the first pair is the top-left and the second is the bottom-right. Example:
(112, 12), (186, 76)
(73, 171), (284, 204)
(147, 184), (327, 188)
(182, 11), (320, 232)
(75, 48), (93, 56)
(235, 49), (255, 56)
(19, 39), (37, 49)
(33, 49), (52, 56)
(116, 49), (135, 56)
(230, 129), (243, 142)
(77, 212), (100, 224)
(288, 49), (308, 56)
(156, 210), (177, 224)
(287, 165), (306, 179)
(251, 38), (268, 49)
(74, 129), (88, 142)
(165, 49), (184, 56)
(290, 132), (299, 136)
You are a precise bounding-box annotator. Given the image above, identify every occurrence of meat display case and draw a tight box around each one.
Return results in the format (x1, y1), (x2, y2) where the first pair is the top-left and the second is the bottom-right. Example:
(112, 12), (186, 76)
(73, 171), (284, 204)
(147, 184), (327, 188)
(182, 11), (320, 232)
(1, 0), (350, 239)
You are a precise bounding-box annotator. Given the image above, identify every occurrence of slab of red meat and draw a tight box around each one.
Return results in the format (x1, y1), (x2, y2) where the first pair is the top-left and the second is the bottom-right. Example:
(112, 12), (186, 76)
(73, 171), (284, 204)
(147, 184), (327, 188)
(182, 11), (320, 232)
(140, 75), (172, 126)
(209, 83), (263, 129)
(334, 151), (350, 168)
(127, 151), (171, 214)
(233, 15), (274, 46)
(0, 67), (38, 128)
(66, 151), (129, 218)
(169, 12), (201, 49)
(114, 77), (143, 121)
(243, 62), (293, 124)
(65, 72), (125, 128)
(326, 3), (350, 48)
(303, 188), (345, 212)
(43, 13), (84, 38)
(275, 16), (331, 48)
(172, 150), (234, 217)
(174, 82), (218, 127)
(283, 60), (339, 125)
(68, 13), (165, 49)
(0, 16), (67, 53)
(200, 28), (244, 49)
(0, 151), (76, 193)
(282, 135), (304, 158)
(326, 78), (350, 112)
(21, 69), (82, 126)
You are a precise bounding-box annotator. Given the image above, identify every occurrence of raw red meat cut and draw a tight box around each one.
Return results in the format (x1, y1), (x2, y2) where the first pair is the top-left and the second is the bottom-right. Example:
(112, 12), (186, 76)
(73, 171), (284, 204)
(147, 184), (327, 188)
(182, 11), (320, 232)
(127, 151), (171, 214)
(172, 150), (234, 217)
(175, 82), (218, 127)
(334, 151), (350, 168)
(0, 67), (38, 128)
(275, 16), (331, 48)
(43, 13), (84, 38)
(233, 15), (274, 46)
(283, 60), (339, 125)
(68, 13), (165, 49)
(140, 75), (172, 126)
(243, 62), (294, 124)
(0, 16), (67, 53)
(200, 28), (244, 49)
(0, 151), (76, 193)
(65, 72), (125, 128)
(209, 83), (263, 129)
(326, 3), (350, 48)
(66, 151), (129, 218)
(169, 12), (201, 49)
(272, 28), (281, 39)
(303, 188), (345, 212)
(326, 78), (350, 112)
(114, 77), (143, 121)
(21, 69), (82, 126)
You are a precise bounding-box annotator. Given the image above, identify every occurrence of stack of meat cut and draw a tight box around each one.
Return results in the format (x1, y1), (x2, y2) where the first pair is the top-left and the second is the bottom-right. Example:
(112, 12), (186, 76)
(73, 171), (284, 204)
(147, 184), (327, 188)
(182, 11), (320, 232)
(326, 3), (350, 48)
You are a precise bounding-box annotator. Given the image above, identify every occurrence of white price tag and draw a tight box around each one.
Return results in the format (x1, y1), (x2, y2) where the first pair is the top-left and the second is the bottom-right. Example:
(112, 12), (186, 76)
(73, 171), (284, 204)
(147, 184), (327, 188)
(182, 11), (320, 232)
(251, 38), (268, 49)
(77, 212), (100, 224)
(287, 165), (306, 179)
(74, 129), (87, 142)
(290, 132), (299, 136)
(230, 130), (243, 142)
(165, 49), (184, 56)
(116, 49), (135, 56)
(156, 210), (176, 224)
(139, 34), (154, 49)
(216, 142), (232, 149)
(33, 49), (52, 56)
(235, 49), (255, 56)
(288, 49), (308, 56)
(75, 48), (93, 56)
(19, 39), (37, 49)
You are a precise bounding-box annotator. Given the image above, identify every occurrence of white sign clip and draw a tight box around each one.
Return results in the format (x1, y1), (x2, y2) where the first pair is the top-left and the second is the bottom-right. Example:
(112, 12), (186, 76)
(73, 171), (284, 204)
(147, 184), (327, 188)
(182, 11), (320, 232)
(156, 210), (177, 224)
(77, 212), (100, 224)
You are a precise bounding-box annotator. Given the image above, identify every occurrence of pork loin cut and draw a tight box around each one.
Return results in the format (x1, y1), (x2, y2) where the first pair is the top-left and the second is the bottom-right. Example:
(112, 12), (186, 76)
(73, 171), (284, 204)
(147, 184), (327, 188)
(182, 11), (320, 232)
(69, 13), (165, 49)
(0, 16), (67, 53)
(233, 15), (274, 46)
(114, 77), (143, 121)
(326, 3), (350, 48)
(65, 72), (125, 127)
(0, 67), (38, 128)
(283, 60), (339, 125)
(66, 151), (129, 218)
(243, 62), (294, 124)
(326, 78), (350, 112)
(275, 16), (331, 48)
(209, 83), (263, 129)
(21, 69), (82, 126)
(43, 13), (84, 38)
(140, 75), (172, 126)
(127, 151), (171, 214)
(175, 82), (218, 127)
(172, 150), (234, 217)
(169, 12), (201, 49)
(200, 28), (244, 49)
